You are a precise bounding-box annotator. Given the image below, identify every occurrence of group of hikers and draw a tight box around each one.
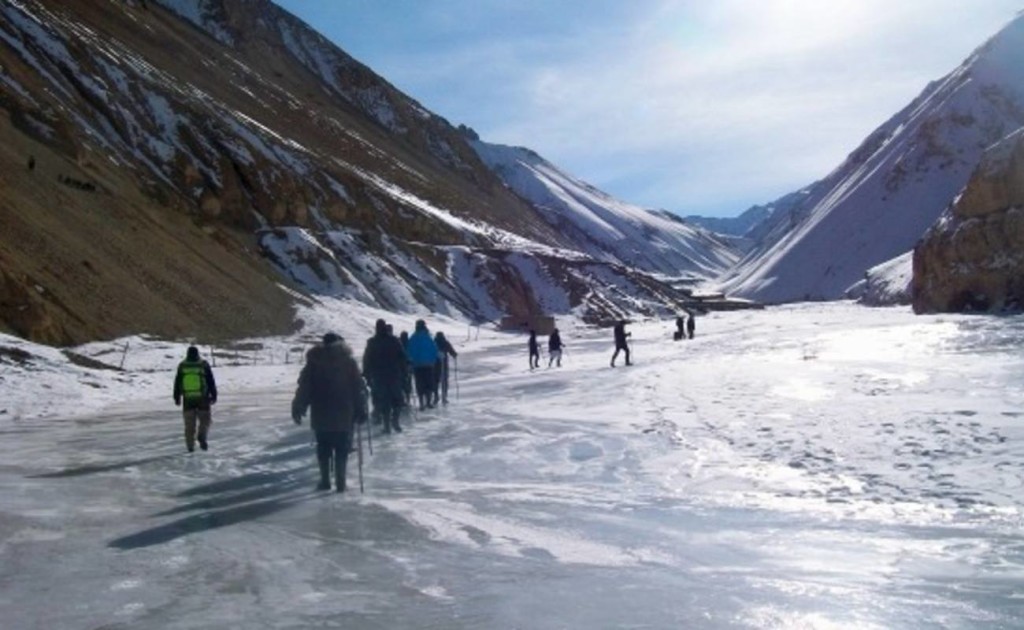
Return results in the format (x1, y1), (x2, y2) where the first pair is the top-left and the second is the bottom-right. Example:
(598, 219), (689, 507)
(172, 318), (458, 492)
(172, 312), (698, 493)
(527, 313), (695, 370)
(290, 318), (458, 492)
(527, 327), (565, 369)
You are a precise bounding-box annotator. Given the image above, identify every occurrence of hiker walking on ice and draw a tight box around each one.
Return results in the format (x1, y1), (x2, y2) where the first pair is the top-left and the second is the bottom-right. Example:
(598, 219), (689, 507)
(610, 320), (632, 367)
(173, 346), (217, 453)
(687, 312), (696, 339)
(548, 328), (564, 367)
(407, 320), (440, 410)
(433, 331), (458, 405)
(528, 330), (541, 370)
(362, 319), (408, 434)
(674, 315), (685, 341)
(292, 333), (368, 492)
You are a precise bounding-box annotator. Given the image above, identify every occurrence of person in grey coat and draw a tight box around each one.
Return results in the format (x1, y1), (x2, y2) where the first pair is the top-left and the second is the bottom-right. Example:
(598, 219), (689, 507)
(292, 333), (368, 492)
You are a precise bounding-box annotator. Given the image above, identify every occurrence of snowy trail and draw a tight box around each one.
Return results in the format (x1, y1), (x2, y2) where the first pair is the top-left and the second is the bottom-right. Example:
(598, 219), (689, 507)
(1, 304), (1023, 628)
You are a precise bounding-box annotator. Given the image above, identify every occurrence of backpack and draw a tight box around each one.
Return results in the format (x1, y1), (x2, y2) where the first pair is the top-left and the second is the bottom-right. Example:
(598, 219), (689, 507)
(180, 361), (208, 402)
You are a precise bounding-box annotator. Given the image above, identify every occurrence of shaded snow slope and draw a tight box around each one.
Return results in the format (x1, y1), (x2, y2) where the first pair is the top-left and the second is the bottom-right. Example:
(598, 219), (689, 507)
(719, 14), (1024, 304)
(470, 140), (739, 282)
(1, 303), (1022, 628)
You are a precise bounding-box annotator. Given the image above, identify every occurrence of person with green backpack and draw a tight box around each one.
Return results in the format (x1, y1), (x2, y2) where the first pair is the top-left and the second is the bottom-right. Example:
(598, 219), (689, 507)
(173, 346), (218, 453)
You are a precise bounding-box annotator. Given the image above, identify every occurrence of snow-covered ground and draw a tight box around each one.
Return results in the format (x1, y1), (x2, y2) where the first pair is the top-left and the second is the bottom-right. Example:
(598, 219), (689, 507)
(1, 302), (1023, 628)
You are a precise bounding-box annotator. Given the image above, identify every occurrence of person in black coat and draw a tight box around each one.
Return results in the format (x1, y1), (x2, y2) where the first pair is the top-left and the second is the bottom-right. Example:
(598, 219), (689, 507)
(610, 320), (631, 367)
(548, 328), (564, 367)
(362, 319), (408, 434)
(292, 333), (368, 492)
(528, 330), (540, 369)
(687, 313), (696, 339)
(433, 332), (458, 405)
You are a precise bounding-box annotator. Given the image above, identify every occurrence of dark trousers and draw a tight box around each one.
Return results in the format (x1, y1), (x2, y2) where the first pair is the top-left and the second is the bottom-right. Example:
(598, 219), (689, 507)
(413, 366), (435, 408)
(371, 386), (402, 432)
(529, 350), (540, 369)
(611, 344), (630, 366)
(434, 359), (451, 403)
(315, 430), (351, 491)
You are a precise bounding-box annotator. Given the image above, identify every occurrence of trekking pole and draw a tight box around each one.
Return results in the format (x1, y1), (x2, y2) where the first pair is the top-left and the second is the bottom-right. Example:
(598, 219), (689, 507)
(364, 383), (374, 456)
(366, 411), (373, 456)
(356, 421), (365, 494)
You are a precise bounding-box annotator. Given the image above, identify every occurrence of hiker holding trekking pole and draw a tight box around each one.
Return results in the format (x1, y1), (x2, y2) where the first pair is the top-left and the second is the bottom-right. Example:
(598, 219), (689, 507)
(291, 332), (368, 493)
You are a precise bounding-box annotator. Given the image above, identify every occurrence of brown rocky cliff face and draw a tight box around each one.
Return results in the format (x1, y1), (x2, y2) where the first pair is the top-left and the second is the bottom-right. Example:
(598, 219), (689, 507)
(913, 129), (1024, 313)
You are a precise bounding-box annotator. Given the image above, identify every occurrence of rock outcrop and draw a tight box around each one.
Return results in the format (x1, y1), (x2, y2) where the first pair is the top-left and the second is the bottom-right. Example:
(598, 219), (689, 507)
(913, 128), (1024, 313)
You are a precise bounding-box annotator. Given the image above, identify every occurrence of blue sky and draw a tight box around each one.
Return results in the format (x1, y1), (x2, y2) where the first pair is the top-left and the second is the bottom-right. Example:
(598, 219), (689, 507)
(273, 1), (1021, 218)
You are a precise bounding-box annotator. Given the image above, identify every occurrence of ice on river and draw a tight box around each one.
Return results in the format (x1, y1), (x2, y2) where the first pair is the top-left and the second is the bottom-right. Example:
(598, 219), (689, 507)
(1, 302), (1023, 629)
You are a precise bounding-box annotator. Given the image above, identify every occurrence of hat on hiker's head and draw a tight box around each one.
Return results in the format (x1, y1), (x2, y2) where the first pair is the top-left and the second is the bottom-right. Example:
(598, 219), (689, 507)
(375, 319), (387, 335)
(436, 331), (446, 340)
(322, 332), (341, 346)
(415, 319), (426, 331)
(186, 346), (199, 361)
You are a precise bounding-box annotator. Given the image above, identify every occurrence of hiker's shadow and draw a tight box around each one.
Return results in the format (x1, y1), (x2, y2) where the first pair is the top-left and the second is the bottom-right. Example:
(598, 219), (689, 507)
(109, 433), (330, 551)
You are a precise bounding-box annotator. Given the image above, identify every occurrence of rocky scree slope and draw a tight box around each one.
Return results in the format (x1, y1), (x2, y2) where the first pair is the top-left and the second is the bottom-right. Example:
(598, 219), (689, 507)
(0, 0), (718, 343)
(913, 127), (1024, 313)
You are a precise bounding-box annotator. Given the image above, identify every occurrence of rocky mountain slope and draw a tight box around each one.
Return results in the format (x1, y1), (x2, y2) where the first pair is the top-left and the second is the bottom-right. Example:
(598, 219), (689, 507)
(0, 0), (731, 344)
(913, 127), (1024, 313)
(717, 14), (1024, 304)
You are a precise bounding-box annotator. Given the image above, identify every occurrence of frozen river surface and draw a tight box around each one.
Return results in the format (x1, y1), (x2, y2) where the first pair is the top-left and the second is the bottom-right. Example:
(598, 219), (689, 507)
(1, 304), (1023, 628)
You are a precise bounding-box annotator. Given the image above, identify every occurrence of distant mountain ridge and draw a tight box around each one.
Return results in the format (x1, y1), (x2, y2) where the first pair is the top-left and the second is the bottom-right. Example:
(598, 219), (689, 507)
(716, 13), (1024, 304)
(685, 205), (774, 238)
(468, 138), (738, 282)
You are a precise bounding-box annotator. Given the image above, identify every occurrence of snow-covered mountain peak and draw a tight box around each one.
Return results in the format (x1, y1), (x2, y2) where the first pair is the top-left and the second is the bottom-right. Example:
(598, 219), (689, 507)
(717, 13), (1024, 304)
(470, 139), (739, 282)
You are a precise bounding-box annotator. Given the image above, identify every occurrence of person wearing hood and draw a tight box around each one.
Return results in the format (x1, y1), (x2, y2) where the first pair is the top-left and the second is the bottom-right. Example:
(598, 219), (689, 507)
(173, 346), (218, 452)
(292, 333), (368, 492)
(528, 330), (540, 370)
(362, 319), (408, 434)
(548, 328), (564, 367)
(433, 331), (458, 405)
(406, 320), (440, 410)
(610, 320), (632, 367)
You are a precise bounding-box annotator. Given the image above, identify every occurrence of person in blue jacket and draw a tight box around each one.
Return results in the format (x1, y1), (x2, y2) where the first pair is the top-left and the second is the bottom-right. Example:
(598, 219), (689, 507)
(406, 319), (440, 410)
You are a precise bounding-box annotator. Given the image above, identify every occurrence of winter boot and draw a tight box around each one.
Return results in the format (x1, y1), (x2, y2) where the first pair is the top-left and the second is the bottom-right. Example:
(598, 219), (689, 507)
(316, 456), (331, 491)
(197, 433), (208, 451)
(335, 467), (346, 493)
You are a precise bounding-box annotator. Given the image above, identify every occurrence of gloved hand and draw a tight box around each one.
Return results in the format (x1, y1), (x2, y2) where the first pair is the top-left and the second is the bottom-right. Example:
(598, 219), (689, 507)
(292, 412), (303, 425)
(174, 397), (181, 407)
(209, 397), (217, 406)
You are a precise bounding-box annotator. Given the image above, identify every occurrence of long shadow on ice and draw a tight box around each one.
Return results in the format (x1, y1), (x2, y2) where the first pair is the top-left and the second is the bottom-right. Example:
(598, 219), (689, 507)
(156, 467), (307, 517)
(108, 489), (311, 550)
(28, 454), (178, 478)
(109, 433), (327, 550)
(108, 466), (318, 550)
